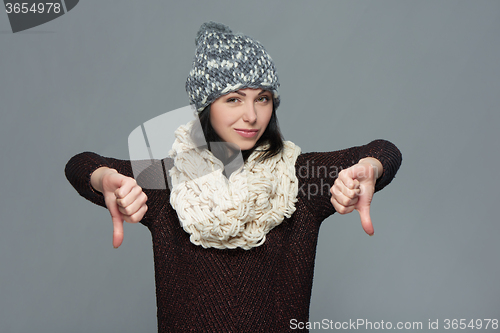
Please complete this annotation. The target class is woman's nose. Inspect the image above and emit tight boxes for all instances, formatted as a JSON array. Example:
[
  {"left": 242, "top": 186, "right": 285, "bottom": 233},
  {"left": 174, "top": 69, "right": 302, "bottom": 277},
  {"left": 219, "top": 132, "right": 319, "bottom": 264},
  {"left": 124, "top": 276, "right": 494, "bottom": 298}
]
[{"left": 242, "top": 103, "right": 257, "bottom": 123}]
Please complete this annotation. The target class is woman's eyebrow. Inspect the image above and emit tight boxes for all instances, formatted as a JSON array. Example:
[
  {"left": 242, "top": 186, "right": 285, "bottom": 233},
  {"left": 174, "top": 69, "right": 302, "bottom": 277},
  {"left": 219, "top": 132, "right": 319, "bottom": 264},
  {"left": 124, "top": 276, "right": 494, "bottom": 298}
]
[{"left": 233, "top": 90, "right": 270, "bottom": 97}]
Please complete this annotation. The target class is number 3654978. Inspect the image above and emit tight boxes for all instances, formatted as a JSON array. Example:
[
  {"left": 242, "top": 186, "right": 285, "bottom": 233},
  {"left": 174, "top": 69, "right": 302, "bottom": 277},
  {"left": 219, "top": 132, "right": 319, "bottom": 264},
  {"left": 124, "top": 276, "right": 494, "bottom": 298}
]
[
  {"left": 443, "top": 319, "right": 498, "bottom": 330},
  {"left": 5, "top": 3, "right": 62, "bottom": 14}
]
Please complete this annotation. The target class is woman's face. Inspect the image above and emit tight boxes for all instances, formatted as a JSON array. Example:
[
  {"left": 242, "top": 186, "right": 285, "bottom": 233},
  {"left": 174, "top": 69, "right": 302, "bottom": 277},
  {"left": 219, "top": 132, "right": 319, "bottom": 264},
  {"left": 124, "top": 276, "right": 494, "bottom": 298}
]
[{"left": 210, "top": 88, "right": 273, "bottom": 151}]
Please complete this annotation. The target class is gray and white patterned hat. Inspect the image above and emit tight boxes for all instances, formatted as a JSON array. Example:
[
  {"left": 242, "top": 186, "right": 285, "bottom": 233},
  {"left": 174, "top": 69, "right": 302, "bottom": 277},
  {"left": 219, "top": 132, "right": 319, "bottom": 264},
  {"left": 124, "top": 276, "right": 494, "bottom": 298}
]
[{"left": 186, "top": 22, "right": 280, "bottom": 112}]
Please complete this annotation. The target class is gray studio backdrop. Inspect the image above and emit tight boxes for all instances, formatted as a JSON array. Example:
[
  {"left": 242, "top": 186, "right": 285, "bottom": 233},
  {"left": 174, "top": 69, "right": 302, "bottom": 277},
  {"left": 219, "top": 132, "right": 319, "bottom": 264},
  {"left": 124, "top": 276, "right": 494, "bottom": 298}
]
[{"left": 1, "top": 1, "right": 499, "bottom": 332}]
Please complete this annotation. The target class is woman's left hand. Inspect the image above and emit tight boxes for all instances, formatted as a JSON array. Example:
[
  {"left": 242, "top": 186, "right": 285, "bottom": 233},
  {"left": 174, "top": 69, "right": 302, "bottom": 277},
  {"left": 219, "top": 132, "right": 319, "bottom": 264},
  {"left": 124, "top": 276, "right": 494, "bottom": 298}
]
[{"left": 330, "top": 158, "right": 382, "bottom": 236}]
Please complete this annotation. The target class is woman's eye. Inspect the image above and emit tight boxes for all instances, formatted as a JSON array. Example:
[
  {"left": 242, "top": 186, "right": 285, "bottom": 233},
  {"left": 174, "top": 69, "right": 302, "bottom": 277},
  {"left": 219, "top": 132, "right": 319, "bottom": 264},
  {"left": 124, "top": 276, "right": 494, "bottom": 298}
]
[
  {"left": 226, "top": 98, "right": 238, "bottom": 103},
  {"left": 258, "top": 96, "right": 270, "bottom": 102}
]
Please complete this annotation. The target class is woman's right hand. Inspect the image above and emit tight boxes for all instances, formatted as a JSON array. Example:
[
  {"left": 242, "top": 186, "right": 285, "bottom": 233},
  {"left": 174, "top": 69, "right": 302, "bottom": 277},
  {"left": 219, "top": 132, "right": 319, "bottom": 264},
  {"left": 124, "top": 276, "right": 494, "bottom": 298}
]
[{"left": 90, "top": 167, "right": 148, "bottom": 248}]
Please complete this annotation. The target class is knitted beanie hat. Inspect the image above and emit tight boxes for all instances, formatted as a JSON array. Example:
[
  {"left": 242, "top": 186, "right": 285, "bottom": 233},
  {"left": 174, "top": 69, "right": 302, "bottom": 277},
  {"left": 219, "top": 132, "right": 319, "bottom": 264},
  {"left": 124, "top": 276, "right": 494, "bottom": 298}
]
[{"left": 186, "top": 22, "right": 280, "bottom": 112}]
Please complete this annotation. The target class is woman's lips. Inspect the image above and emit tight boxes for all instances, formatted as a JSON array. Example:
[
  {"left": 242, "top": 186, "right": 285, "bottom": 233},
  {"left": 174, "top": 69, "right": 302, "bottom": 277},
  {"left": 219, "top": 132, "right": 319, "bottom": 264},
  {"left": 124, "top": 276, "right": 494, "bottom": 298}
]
[{"left": 234, "top": 129, "right": 258, "bottom": 138}]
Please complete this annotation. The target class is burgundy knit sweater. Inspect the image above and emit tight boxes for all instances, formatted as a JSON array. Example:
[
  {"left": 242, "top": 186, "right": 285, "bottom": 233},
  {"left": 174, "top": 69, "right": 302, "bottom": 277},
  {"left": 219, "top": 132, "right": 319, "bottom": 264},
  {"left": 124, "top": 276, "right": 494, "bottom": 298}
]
[{"left": 65, "top": 139, "right": 402, "bottom": 332}]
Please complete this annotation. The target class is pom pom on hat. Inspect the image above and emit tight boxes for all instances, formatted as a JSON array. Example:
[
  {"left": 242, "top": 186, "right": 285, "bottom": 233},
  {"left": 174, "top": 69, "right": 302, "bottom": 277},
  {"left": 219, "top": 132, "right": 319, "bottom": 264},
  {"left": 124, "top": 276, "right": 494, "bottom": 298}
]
[
  {"left": 186, "top": 21, "right": 281, "bottom": 112},
  {"left": 195, "top": 21, "right": 232, "bottom": 45}
]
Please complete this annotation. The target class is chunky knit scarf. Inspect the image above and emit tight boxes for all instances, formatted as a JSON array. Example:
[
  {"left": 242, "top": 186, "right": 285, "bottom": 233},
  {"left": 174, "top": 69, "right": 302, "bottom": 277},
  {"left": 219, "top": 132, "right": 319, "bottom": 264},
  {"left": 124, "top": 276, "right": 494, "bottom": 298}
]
[{"left": 168, "top": 120, "right": 301, "bottom": 250}]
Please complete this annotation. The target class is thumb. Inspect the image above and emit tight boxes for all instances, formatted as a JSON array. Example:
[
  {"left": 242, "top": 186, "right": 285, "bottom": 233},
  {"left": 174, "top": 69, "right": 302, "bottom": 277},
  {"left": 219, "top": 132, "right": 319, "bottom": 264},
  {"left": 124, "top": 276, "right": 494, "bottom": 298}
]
[
  {"left": 104, "top": 192, "right": 125, "bottom": 248},
  {"left": 112, "top": 215, "right": 124, "bottom": 248},
  {"left": 353, "top": 169, "right": 376, "bottom": 236},
  {"left": 356, "top": 204, "right": 374, "bottom": 236}
]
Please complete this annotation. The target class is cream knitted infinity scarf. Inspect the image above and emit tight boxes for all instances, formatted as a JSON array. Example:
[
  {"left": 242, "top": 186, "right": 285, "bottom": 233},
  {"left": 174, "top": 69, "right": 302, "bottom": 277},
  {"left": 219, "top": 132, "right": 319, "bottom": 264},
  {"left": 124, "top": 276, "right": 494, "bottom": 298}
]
[{"left": 168, "top": 120, "right": 301, "bottom": 250}]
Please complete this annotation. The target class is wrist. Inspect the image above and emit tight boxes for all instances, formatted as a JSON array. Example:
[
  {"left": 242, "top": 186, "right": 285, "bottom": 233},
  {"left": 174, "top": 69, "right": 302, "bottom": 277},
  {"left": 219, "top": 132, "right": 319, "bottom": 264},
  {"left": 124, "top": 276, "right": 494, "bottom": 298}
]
[
  {"left": 358, "top": 157, "right": 383, "bottom": 180},
  {"left": 90, "top": 167, "right": 117, "bottom": 193}
]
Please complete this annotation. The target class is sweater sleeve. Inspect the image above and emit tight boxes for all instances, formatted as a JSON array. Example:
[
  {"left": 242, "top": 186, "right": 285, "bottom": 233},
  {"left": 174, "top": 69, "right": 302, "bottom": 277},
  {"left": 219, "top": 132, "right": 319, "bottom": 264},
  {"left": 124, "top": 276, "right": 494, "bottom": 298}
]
[
  {"left": 295, "top": 139, "right": 402, "bottom": 222},
  {"left": 64, "top": 152, "right": 170, "bottom": 228}
]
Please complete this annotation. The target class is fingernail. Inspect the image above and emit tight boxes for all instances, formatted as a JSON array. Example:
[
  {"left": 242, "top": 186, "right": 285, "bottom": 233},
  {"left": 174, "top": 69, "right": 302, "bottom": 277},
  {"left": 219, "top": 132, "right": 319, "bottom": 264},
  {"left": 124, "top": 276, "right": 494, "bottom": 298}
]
[{"left": 369, "top": 233, "right": 374, "bottom": 237}]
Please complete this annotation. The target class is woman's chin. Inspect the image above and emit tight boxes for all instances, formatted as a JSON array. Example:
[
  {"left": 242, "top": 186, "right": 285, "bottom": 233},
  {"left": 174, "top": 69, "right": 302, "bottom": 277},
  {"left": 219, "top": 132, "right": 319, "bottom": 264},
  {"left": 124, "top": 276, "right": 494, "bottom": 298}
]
[{"left": 235, "top": 141, "right": 257, "bottom": 151}]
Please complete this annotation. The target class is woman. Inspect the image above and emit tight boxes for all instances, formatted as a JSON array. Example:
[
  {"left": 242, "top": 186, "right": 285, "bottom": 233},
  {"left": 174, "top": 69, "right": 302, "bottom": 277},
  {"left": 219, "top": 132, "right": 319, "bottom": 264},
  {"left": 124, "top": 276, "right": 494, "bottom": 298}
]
[{"left": 65, "top": 22, "right": 402, "bottom": 332}]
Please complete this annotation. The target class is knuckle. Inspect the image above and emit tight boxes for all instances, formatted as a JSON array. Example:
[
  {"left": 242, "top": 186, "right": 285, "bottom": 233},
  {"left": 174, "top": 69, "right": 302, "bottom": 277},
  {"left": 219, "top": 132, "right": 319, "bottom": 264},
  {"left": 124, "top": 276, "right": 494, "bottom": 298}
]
[
  {"left": 331, "top": 184, "right": 342, "bottom": 195},
  {"left": 330, "top": 187, "right": 336, "bottom": 196},
  {"left": 336, "top": 195, "right": 346, "bottom": 206},
  {"left": 132, "top": 210, "right": 145, "bottom": 223},
  {"left": 122, "top": 206, "right": 132, "bottom": 216}
]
